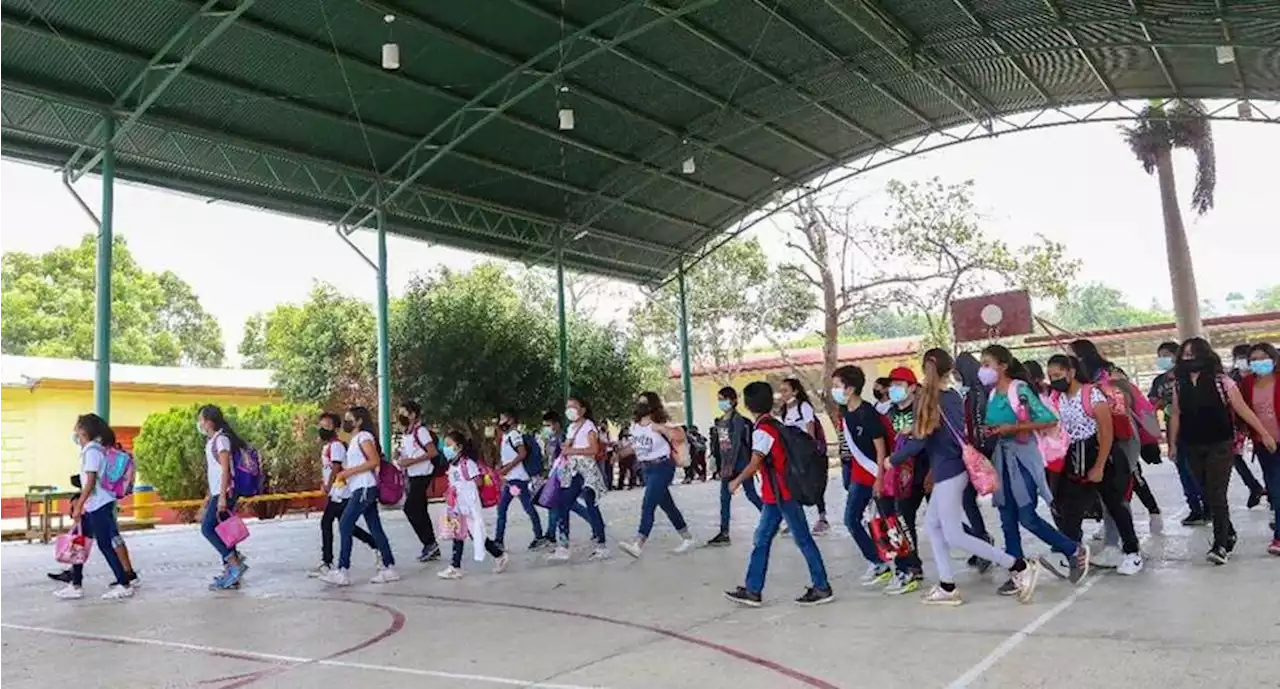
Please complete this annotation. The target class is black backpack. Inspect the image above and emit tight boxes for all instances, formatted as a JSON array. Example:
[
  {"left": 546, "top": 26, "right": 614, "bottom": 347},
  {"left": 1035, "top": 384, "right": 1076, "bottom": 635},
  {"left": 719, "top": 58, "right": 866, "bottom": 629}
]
[{"left": 759, "top": 418, "right": 827, "bottom": 507}]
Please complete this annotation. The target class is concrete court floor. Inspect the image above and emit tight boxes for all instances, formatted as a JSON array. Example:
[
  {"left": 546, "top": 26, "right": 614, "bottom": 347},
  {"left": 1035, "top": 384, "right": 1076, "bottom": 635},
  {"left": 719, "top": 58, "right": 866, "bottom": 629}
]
[{"left": 2, "top": 461, "right": 1277, "bottom": 689}]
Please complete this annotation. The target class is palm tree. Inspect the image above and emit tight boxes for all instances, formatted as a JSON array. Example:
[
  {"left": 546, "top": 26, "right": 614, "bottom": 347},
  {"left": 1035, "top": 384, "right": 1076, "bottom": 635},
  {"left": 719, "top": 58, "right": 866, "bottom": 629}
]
[{"left": 1120, "top": 99, "right": 1216, "bottom": 340}]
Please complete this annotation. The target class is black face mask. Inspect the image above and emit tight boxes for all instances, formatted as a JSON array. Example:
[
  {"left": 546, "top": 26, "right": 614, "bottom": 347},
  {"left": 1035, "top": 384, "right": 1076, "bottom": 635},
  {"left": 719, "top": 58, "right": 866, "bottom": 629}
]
[
  {"left": 397, "top": 415, "right": 411, "bottom": 428},
  {"left": 341, "top": 420, "right": 355, "bottom": 433},
  {"left": 1184, "top": 359, "right": 1206, "bottom": 372},
  {"left": 318, "top": 427, "right": 336, "bottom": 441},
  {"left": 1049, "top": 378, "right": 1070, "bottom": 393}
]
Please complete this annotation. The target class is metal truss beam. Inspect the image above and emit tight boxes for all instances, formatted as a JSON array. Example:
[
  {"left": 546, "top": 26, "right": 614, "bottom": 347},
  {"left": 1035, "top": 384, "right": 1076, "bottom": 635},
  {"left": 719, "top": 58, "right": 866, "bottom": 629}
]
[
  {"left": 948, "top": 0, "right": 1055, "bottom": 105},
  {"left": 340, "top": 0, "right": 726, "bottom": 233},
  {"left": 1128, "top": 0, "right": 1179, "bottom": 94},
  {"left": 0, "top": 83, "right": 679, "bottom": 280},
  {"left": 654, "top": 1, "right": 898, "bottom": 150},
  {"left": 917, "top": 39, "right": 1277, "bottom": 76},
  {"left": 1039, "top": 0, "right": 1117, "bottom": 99},
  {"left": 504, "top": 0, "right": 835, "bottom": 165},
  {"left": 361, "top": 0, "right": 793, "bottom": 184},
  {"left": 651, "top": 98, "right": 1279, "bottom": 285},
  {"left": 1214, "top": 0, "right": 1249, "bottom": 98},
  {"left": 2, "top": 13, "right": 715, "bottom": 236},
  {"left": 64, "top": 0, "right": 257, "bottom": 182}
]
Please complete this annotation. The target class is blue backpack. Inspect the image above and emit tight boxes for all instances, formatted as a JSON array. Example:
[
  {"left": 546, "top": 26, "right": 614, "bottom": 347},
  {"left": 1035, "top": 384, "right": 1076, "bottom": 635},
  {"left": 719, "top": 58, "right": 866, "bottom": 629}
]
[
  {"left": 519, "top": 433, "right": 544, "bottom": 476},
  {"left": 232, "top": 446, "right": 264, "bottom": 497}
]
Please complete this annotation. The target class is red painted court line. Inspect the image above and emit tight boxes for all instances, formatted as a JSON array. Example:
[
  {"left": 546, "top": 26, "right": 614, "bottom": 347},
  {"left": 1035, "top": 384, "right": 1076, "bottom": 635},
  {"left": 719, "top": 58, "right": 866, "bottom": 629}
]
[{"left": 374, "top": 592, "right": 841, "bottom": 689}]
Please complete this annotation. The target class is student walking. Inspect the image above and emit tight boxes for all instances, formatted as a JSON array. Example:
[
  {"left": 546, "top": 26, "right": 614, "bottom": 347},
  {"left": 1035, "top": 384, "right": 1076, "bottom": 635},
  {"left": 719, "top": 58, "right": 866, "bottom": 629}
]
[
  {"left": 724, "top": 381, "right": 833, "bottom": 607},
  {"left": 437, "top": 431, "right": 509, "bottom": 579},
  {"left": 397, "top": 401, "right": 442, "bottom": 562},
  {"left": 320, "top": 406, "right": 398, "bottom": 586},
  {"left": 311, "top": 412, "right": 379, "bottom": 578},
  {"left": 495, "top": 409, "right": 549, "bottom": 551},
  {"left": 707, "top": 387, "right": 762, "bottom": 546},
  {"left": 196, "top": 405, "right": 249, "bottom": 590},
  {"left": 1240, "top": 343, "right": 1280, "bottom": 555},
  {"left": 779, "top": 378, "right": 830, "bottom": 535},
  {"left": 618, "top": 392, "right": 695, "bottom": 558},
  {"left": 53, "top": 414, "right": 136, "bottom": 600},
  {"left": 830, "top": 366, "right": 891, "bottom": 586},
  {"left": 549, "top": 396, "right": 610, "bottom": 561}
]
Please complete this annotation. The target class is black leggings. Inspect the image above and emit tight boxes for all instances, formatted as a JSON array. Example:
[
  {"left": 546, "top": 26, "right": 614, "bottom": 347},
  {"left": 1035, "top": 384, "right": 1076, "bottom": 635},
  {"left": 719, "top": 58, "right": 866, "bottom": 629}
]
[
  {"left": 1055, "top": 439, "right": 1140, "bottom": 554},
  {"left": 321, "top": 498, "right": 375, "bottom": 566},
  {"left": 451, "top": 538, "right": 504, "bottom": 568},
  {"left": 404, "top": 475, "right": 438, "bottom": 548}
]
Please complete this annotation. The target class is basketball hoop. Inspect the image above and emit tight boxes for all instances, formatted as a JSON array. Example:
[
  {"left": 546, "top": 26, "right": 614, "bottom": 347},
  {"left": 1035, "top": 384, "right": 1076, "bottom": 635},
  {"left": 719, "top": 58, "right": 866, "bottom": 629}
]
[{"left": 951, "top": 290, "right": 1033, "bottom": 344}]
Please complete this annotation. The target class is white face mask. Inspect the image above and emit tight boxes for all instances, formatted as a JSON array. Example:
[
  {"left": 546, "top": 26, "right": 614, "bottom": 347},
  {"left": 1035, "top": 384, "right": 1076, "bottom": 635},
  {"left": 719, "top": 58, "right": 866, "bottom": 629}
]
[
  {"left": 1235, "top": 358, "right": 1250, "bottom": 372},
  {"left": 874, "top": 401, "right": 893, "bottom": 415},
  {"left": 565, "top": 407, "right": 580, "bottom": 422}
]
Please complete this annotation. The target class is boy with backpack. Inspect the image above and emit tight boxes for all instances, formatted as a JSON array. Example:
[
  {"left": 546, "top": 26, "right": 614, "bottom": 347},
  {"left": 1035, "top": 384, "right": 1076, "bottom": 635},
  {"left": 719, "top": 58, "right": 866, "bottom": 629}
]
[
  {"left": 496, "top": 410, "right": 551, "bottom": 550},
  {"left": 724, "top": 381, "right": 833, "bottom": 608}
]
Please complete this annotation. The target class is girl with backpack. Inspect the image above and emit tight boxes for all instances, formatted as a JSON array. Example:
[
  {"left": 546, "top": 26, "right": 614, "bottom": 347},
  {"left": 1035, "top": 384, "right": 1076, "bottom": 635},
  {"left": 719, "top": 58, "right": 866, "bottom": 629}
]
[
  {"left": 779, "top": 379, "right": 830, "bottom": 536},
  {"left": 1241, "top": 343, "right": 1280, "bottom": 555},
  {"left": 396, "top": 401, "right": 442, "bottom": 562},
  {"left": 888, "top": 349, "right": 1041, "bottom": 606},
  {"left": 980, "top": 345, "right": 1090, "bottom": 587},
  {"left": 1168, "top": 339, "right": 1277, "bottom": 565},
  {"left": 197, "top": 405, "right": 250, "bottom": 590},
  {"left": 548, "top": 396, "right": 610, "bottom": 562},
  {"left": 437, "top": 430, "right": 509, "bottom": 579},
  {"left": 619, "top": 392, "right": 696, "bottom": 558},
  {"left": 320, "top": 406, "right": 398, "bottom": 586},
  {"left": 310, "top": 412, "right": 379, "bottom": 578},
  {"left": 54, "top": 414, "right": 136, "bottom": 600}
]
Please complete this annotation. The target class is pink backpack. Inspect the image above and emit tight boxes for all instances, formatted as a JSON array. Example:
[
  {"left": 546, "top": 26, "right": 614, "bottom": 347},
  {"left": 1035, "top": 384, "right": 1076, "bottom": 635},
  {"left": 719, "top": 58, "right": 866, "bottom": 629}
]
[
  {"left": 97, "top": 446, "right": 136, "bottom": 499},
  {"left": 999, "top": 382, "right": 1069, "bottom": 472},
  {"left": 377, "top": 459, "right": 405, "bottom": 505}
]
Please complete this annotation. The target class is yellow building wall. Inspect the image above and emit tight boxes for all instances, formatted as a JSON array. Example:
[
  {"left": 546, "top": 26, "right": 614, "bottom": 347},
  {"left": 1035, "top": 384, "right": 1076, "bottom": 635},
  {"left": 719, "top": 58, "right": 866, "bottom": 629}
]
[{"left": 0, "top": 385, "right": 279, "bottom": 498}]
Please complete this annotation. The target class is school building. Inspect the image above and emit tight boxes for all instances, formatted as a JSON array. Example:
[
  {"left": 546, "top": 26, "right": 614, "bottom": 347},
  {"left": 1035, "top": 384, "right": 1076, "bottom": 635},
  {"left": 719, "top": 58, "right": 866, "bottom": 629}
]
[{"left": 0, "top": 355, "right": 278, "bottom": 518}]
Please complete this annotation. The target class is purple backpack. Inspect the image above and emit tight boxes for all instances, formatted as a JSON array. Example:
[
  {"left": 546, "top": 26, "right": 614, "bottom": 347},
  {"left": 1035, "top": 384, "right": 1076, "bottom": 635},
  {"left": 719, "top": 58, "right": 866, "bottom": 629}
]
[
  {"left": 377, "top": 460, "right": 404, "bottom": 505},
  {"left": 98, "top": 447, "right": 136, "bottom": 499},
  {"left": 232, "top": 446, "right": 264, "bottom": 497}
]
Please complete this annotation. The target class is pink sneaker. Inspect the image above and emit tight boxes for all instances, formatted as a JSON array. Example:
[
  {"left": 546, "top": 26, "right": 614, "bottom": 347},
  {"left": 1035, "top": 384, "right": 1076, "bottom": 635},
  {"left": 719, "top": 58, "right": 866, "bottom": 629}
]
[{"left": 1268, "top": 540, "right": 1280, "bottom": 556}]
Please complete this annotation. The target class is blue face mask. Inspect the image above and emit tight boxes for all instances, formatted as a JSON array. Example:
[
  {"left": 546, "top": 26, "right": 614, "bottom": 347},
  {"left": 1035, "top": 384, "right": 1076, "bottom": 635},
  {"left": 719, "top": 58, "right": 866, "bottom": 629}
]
[
  {"left": 1250, "top": 359, "right": 1275, "bottom": 377},
  {"left": 1155, "top": 356, "right": 1174, "bottom": 372},
  {"left": 442, "top": 444, "right": 459, "bottom": 461},
  {"left": 888, "top": 385, "right": 909, "bottom": 404},
  {"left": 831, "top": 388, "right": 848, "bottom": 406},
  {"left": 717, "top": 399, "right": 733, "bottom": 413}
]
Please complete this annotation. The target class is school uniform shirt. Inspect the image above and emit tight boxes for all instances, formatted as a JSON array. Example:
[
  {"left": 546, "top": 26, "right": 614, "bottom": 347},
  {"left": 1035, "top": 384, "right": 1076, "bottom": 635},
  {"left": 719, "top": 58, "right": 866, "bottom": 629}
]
[
  {"left": 445, "top": 457, "right": 489, "bottom": 556},
  {"left": 323, "top": 439, "right": 351, "bottom": 501},
  {"left": 205, "top": 432, "right": 233, "bottom": 497},
  {"left": 781, "top": 400, "right": 817, "bottom": 434},
  {"left": 400, "top": 425, "right": 436, "bottom": 478},
  {"left": 499, "top": 429, "right": 530, "bottom": 482},
  {"left": 628, "top": 421, "right": 672, "bottom": 465},
  {"left": 80, "top": 441, "right": 118, "bottom": 513},
  {"left": 841, "top": 401, "right": 885, "bottom": 486},
  {"left": 344, "top": 430, "right": 379, "bottom": 491},
  {"left": 752, "top": 415, "right": 791, "bottom": 504}
]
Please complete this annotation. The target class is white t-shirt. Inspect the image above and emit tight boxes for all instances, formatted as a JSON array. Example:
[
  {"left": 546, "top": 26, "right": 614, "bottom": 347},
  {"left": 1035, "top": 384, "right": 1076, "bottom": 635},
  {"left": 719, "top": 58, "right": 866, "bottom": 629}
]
[
  {"left": 500, "top": 429, "right": 530, "bottom": 482},
  {"left": 322, "top": 440, "right": 350, "bottom": 501},
  {"left": 782, "top": 400, "right": 817, "bottom": 434},
  {"left": 751, "top": 428, "right": 775, "bottom": 456},
  {"left": 400, "top": 425, "right": 437, "bottom": 478},
  {"left": 629, "top": 421, "right": 672, "bottom": 463},
  {"left": 344, "top": 430, "right": 379, "bottom": 491},
  {"left": 205, "top": 432, "right": 232, "bottom": 497},
  {"left": 80, "top": 441, "right": 118, "bottom": 513},
  {"left": 568, "top": 419, "right": 599, "bottom": 451}
]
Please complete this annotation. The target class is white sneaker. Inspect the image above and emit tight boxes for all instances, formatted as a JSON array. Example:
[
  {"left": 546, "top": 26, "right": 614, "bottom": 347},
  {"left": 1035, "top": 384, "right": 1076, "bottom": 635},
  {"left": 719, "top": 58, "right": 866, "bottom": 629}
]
[
  {"left": 436, "top": 566, "right": 463, "bottom": 580},
  {"left": 320, "top": 568, "right": 352, "bottom": 586},
  {"left": 672, "top": 538, "right": 696, "bottom": 554},
  {"left": 619, "top": 541, "right": 643, "bottom": 559},
  {"left": 1011, "top": 561, "right": 1041, "bottom": 604},
  {"left": 547, "top": 546, "right": 571, "bottom": 562},
  {"left": 1149, "top": 514, "right": 1164, "bottom": 535},
  {"left": 1116, "top": 552, "right": 1144, "bottom": 576},
  {"left": 53, "top": 585, "right": 83, "bottom": 600},
  {"left": 588, "top": 546, "right": 611, "bottom": 561},
  {"left": 308, "top": 563, "right": 330, "bottom": 579},
  {"left": 101, "top": 584, "right": 134, "bottom": 600},
  {"left": 860, "top": 563, "right": 892, "bottom": 587},
  {"left": 492, "top": 553, "right": 510, "bottom": 574},
  {"left": 370, "top": 567, "right": 400, "bottom": 584},
  {"left": 1091, "top": 546, "right": 1122, "bottom": 569},
  {"left": 921, "top": 585, "right": 963, "bottom": 606}
]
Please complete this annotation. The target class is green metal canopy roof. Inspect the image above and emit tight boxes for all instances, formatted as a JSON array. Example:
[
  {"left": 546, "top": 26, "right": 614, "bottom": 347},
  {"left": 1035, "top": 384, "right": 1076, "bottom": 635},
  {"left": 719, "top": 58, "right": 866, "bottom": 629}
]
[{"left": 3, "top": 0, "right": 1278, "bottom": 282}]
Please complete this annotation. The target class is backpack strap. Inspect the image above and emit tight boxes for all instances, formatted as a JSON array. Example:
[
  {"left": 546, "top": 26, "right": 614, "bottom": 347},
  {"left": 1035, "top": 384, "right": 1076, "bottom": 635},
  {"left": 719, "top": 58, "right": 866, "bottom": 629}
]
[{"left": 1080, "top": 384, "right": 1098, "bottom": 418}]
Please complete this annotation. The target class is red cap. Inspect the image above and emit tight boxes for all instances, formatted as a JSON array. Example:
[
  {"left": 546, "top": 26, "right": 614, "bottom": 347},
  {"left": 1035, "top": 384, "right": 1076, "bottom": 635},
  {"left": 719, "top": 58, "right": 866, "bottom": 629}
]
[{"left": 888, "top": 367, "right": 918, "bottom": 385}]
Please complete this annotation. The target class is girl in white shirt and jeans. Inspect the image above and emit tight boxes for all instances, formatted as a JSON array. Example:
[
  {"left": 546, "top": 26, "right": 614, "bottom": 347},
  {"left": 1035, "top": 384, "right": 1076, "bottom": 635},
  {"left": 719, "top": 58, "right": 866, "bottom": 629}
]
[
  {"left": 197, "top": 405, "right": 249, "bottom": 590},
  {"left": 320, "top": 406, "right": 399, "bottom": 586},
  {"left": 619, "top": 392, "right": 695, "bottom": 558}
]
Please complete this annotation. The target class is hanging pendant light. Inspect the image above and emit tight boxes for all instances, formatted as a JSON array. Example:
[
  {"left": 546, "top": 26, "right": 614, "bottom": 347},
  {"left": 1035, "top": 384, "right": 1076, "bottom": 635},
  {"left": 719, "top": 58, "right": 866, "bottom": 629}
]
[
  {"left": 1237, "top": 100, "right": 1253, "bottom": 119},
  {"left": 558, "top": 108, "right": 575, "bottom": 131},
  {"left": 1216, "top": 45, "right": 1235, "bottom": 64},
  {"left": 382, "top": 14, "right": 400, "bottom": 70},
  {"left": 681, "top": 157, "right": 696, "bottom": 174}
]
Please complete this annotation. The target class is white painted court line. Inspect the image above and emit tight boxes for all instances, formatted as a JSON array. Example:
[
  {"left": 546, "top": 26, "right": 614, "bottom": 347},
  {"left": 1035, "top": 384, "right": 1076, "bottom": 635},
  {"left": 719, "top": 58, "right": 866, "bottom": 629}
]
[
  {"left": 1, "top": 623, "right": 605, "bottom": 689},
  {"left": 942, "top": 506, "right": 1186, "bottom": 689}
]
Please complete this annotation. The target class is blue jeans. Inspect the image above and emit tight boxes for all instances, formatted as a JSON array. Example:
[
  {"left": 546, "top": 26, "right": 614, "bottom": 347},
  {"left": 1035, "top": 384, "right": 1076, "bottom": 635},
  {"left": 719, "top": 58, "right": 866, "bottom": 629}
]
[
  {"left": 745, "top": 500, "right": 830, "bottom": 594},
  {"left": 843, "top": 480, "right": 880, "bottom": 564},
  {"left": 496, "top": 478, "right": 544, "bottom": 544},
  {"left": 339, "top": 487, "right": 395, "bottom": 569},
  {"left": 638, "top": 461, "right": 687, "bottom": 538},
  {"left": 73, "top": 502, "right": 129, "bottom": 587},
  {"left": 998, "top": 461, "right": 1077, "bottom": 559},
  {"left": 719, "top": 464, "right": 762, "bottom": 533},
  {"left": 1176, "top": 441, "right": 1205, "bottom": 513},
  {"left": 1257, "top": 448, "right": 1280, "bottom": 541},
  {"left": 201, "top": 495, "right": 240, "bottom": 562},
  {"left": 556, "top": 473, "right": 606, "bottom": 545}
]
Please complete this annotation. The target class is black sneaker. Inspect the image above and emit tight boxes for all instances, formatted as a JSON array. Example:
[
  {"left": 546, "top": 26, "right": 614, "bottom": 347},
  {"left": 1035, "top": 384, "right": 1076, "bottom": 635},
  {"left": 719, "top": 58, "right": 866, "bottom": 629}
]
[
  {"left": 706, "top": 532, "right": 731, "bottom": 547},
  {"left": 795, "top": 586, "right": 834, "bottom": 607},
  {"left": 1068, "top": 545, "right": 1091, "bottom": 585},
  {"left": 1181, "top": 511, "right": 1208, "bottom": 527},
  {"left": 418, "top": 543, "right": 441, "bottom": 562},
  {"left": 1206, "top": 546, "right": 1229, "bottom": 565},
  {"left": 1247, "top": 489, "right": 1264, "bottom": 509},
  {"left": 996, "top": 578, "right": 1019, "bottom": 596},
  {"left": 1038, "top": 553, "right": 1069, "bottom": 581},
  {"left": 723, "top": 587, "right": 763, "bottom": 607},
  {"left": 47, "top": 569, "right": 73, "bottom": 583}
]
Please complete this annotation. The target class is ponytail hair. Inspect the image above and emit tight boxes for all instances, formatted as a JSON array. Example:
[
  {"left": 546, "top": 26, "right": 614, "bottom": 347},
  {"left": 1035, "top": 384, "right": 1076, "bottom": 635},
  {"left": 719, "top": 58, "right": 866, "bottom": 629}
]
[{"left": 913, "top": 348, "right": 954, "bottom": 438}]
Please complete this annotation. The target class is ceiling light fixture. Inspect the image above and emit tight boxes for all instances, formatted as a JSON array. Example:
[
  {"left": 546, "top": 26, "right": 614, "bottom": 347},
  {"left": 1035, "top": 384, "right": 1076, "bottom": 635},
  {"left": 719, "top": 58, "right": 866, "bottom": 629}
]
[
  {"left": 558, "top": 108, "right": 575, "bottom": 130},
  {"left": 381, "top": 15, "right": 400, "bottom": 70},
  {"left": 1216, "top": 45, "right": 1235, "bottom": 64}
]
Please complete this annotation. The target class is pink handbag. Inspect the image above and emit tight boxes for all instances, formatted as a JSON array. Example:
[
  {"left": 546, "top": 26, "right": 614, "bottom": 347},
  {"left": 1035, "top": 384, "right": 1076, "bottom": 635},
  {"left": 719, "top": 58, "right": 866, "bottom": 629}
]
[
  {"left": 54, "top": 524, "right": 92, "bottom": 565},
  {"left": 942, "top": 415, "right": 1000, "bottom": 496},
  {"left": 214, "top": 510, "right": 250, "bottom": 549}
]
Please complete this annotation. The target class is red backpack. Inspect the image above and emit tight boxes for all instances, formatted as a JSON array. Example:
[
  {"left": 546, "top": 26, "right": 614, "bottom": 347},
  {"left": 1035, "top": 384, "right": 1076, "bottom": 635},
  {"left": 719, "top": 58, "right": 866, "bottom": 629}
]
[
  {"left": 1082, "top": 381, "right": 1135, "bottom": 441},
  {"left": 461, "top": 459, "right": 503, "bottom": 508}
]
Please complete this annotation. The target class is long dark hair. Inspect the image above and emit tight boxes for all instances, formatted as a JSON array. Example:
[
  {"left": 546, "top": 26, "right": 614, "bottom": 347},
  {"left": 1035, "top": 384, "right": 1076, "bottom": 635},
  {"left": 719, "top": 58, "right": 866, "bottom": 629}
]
[
  {"left": 75, "top": 413, "right": 116, "bottom": 448},
  {"left": 347, "top": 405, "right": 382, "bottom": 456},
  {"left": 1048, "top": 354, "right": 1089, "bottom": 385},
  {"left": 636, "top": 391, "right": 669, "bottom": 423},
  {"left": 781, "top": 378, "right": 811, "bottom": 407},
  {"left": 567, "top": 395, "right": 595, "bottom": 422},
  {"left": 981, "top": 344, "right": 1031, "bottom": 384},
  {"left": 1069, "top": 339, "right": 1112, "bottom": 382},
  {"left": 1024, "top": 360, "right": 1047, "bottom": 393},
  {"left": 1177, "top": 337, "right": 1224, "bottom": 377},
  {"left": 198, "top": 405, "right": 247, "bottom": 452},
  {"left": 444, "top": 429, "right": 476, "bottom": 461}
]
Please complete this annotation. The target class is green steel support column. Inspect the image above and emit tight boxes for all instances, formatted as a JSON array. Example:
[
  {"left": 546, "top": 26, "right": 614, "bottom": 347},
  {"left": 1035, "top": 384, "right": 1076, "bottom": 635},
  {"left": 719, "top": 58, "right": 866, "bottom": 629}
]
[
  {"left": 94, "top": 116, "right": 116, "bottom": 421},
  {"left": 375, "top": 208, "right": 392, "bottom": 454},
  {"left": 677, "top": 263, "right": 694, "bottom": 429},
  {"left": 556, "top": 242, "right": 570, "bottom": 404}
]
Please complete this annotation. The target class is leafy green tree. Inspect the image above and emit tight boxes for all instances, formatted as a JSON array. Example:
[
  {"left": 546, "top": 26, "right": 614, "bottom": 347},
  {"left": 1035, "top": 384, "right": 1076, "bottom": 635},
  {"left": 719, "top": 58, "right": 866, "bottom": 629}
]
[
  {"left": 1048, "top": 283, "right": 1171, "bottom": 331},
  {"left": 1, "top": 234, "right": 224, "bottom": 366},
  {"left": 1247, "top": 285, "right": 1280, "bottom": 314},
  {"left": 238, "top": 283, "right": 376, "bottom": 408},
  {"left": 631, "top": 237, "right": 814, "bottom": 385}
]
